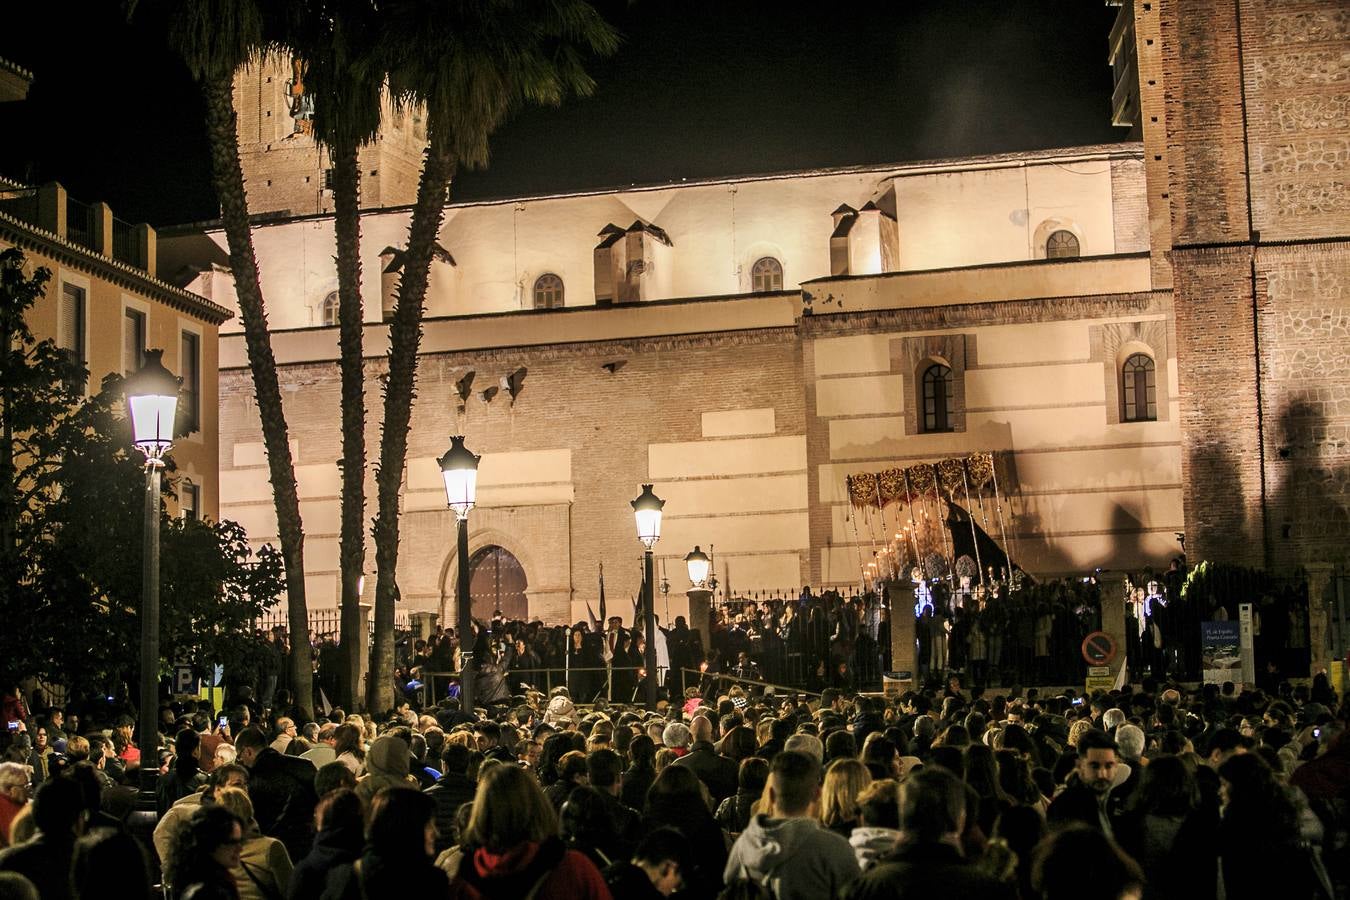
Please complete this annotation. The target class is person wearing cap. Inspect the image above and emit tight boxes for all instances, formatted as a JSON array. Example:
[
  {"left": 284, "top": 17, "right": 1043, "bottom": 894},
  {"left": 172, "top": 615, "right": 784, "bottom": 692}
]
[{"left": 545, "top": 694, "right": 577, "bottom": 730}]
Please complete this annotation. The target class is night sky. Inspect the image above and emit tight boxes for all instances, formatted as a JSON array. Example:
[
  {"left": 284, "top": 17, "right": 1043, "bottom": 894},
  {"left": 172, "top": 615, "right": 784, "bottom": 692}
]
[{"left": 0, "top": 1, "right": 1124, "bottom": 227}]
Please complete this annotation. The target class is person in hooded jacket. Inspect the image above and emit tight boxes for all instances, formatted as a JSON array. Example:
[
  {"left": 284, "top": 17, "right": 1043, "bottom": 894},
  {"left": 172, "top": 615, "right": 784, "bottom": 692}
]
[
  {"left": 724, "top": 750, "right": 859, "bottom": 900},
  {"left": 320, "top": 787, "right": 450, "bottom": 900},
  {"left": 849, "top": 779, "right": 902, "bottom": 872},
  {"left": 442, "top": 763, "right": 610, "bottom": 900},
  {"left": 354, "top": 735, "right": 418, "bottom": 808},
  {"left": 288, "top": 789, "right": 364, "bottom": 900}
]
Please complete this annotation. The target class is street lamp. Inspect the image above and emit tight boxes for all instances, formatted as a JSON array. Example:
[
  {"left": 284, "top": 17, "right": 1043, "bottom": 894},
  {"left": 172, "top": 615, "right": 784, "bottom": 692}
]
[
  {"left": 684, "top": 545, "right": 711, "bottom": 589},
  {"left": 631, "top": 484, "right": 664, "bottom": 710},
  {"left": 124, "top": 349, "right": 178, "bottom": 774},
  {"left": 439, "top": 435, "right": 479, "bottom": 711}
]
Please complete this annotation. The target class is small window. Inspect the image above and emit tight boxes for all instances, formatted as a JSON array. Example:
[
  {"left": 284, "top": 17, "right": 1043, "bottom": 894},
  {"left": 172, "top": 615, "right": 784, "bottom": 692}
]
[
  {"left": 1046, "top": 230, "right": 1080, "bottom": 259},
  {"left": 180, "top": 331, "right": 201, "bottom": 433},
  {"left": 321, "top": 291, "right": 339, "bottom": 326},
  {"left": 180, "top": 480, "right": 200, "bottom": 521},
  {"left": 922, "top": 364, "right": 955, "bottom": 433},
  {"left": 533, "top": 273, "right": 564, "bottom": 310},
  {"left": 1122, "top": 353, "right": 1157, "bottom": 422},
  {"left": 123, "top": 308, "right": 146, "bottom": 376},
  {"left": 59, "top": 284, "right": 87, "bottom": 389},
  {"left": 751, "top": 257, "right": 783, "bottom": 292}
]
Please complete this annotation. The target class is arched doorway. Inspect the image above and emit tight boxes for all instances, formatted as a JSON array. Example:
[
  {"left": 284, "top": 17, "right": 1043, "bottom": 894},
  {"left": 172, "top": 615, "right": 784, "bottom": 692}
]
[{"left": 468, "top": 545, "right": 528, "bottom": 621}]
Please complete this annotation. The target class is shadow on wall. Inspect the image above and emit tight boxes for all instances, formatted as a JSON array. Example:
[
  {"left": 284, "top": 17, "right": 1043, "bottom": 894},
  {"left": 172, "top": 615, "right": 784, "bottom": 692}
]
[
  {"left": 1185, "top": 439, "right": 1256, "bottom": 565},
  {"left": 1269, "top": 397, "right": 1350, "bottom": 568},
  {"left": 1108, "top": 501, "right": 1148, "bottom": 570}
]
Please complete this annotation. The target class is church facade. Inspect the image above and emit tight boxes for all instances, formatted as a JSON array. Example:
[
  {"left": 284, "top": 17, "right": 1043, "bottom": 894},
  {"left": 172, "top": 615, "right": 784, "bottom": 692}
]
[{"left": 159, "top": 0, "right": 1348, "bottom": 642}]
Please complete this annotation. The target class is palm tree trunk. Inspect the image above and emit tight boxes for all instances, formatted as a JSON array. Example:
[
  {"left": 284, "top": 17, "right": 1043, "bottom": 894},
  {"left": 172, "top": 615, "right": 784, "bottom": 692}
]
[
  {"left": 332, "top": 138, "right": 367, "bottom": 711},
  {"left": 367, "top": 125, "right": 456, "bottom": 714},
  {"left": 202, "top": 73, "right": 314, "bottom": 718}
]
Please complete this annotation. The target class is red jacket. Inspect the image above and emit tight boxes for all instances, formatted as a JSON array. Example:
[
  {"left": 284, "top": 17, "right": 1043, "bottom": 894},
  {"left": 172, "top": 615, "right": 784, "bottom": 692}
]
[{"left": 448, "top": 837, "right": 612, "bottom": 900}]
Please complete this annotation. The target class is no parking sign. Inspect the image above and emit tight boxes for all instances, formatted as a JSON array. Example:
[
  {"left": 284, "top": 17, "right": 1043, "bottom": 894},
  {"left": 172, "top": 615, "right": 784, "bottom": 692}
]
[{"left": 1081, "top": 631, "right": 1117, "bottom": 667}]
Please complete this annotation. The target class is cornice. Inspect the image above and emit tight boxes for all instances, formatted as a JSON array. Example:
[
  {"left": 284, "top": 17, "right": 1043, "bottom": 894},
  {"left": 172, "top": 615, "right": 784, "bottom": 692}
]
[
  {"left": 0, "top": 210, "right": 233, "bottom": 325},
  {"left": 797, "top": 290, "right": 1172, "bottom": 337}
]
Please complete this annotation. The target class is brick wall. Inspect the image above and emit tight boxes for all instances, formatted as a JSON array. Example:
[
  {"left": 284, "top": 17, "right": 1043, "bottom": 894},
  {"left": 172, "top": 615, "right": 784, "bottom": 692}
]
[
  {"left": 1111, "top": 157, "right": 1152, "bottom": 255},
  {"left": 220, "top": 327, "right": 807, "bottom": 618},
  {"left": 1170, "top": 244, "right": 1265, "bottom": 566},
  {"left": 1156, "top": 0, "right": 1348, "bottom": 570},
  {"left": 1160, "top": 0, "right": 1252, "bottom": 244},
  {"left": 1132, "top": 0, "right": 1173, "bottom": 289}
]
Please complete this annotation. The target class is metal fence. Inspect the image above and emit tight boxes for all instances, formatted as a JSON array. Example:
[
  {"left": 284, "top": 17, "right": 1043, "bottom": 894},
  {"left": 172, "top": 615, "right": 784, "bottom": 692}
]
[
  {"left": 254, "top": 607, "right": 409, "bottom": 640},
  {"left": 413, "top": 664, "right": 821, "bottom": 709},
  {"left": 112, "top": 217, "right": 143, "bottom": 268},
  {"left": 65, "top": 197, "right": 97, "bottom": 253}
]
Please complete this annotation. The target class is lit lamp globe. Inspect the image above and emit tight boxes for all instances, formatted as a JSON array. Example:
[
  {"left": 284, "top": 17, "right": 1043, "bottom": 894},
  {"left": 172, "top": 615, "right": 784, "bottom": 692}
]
[
  {"left": 684, "top": 545, "right": 711, "bottom": 588},
  {"left": 125, "top": 349, "right": 179, "bottom": 460},
  {"left": 438, "top": 435, "right": 480, "bottom": 520},
  {"left": 631, "top": 484, "right": 665, "bottom": 549}
]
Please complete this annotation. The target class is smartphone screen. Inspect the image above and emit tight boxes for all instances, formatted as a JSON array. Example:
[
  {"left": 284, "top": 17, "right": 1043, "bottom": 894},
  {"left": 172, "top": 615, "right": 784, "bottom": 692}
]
[{"left": 218, "top": 716, "right": 229, "bottom": 728}]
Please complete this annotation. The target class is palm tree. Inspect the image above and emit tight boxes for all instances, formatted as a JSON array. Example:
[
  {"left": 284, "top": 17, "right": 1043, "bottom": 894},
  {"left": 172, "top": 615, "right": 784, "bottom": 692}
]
[
  {"left": 137, "top": 0, "right": 316, "bottom": 716},
  {"left": 365, "top": 0, "right": 619, "bottom": 713},
  {"left": 294, "top": 0, "right": 386, "bottom": 710}
]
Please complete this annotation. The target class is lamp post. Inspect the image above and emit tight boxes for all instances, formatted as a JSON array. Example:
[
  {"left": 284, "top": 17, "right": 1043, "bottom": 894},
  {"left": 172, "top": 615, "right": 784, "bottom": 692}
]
[
  {"left": 439, "top": 436, "right": 479, "bottom": 712},
  {"left": 684, "top": 546, "right": 711, "bottom": 588},
  {"left": 631, "top": 484, "right": 665, "bottom": 711},
  {"left": 683, "top": 545, "right": 714, "bottom": 661},
  {"left": 124, "top": 349, "right": 178, "bottom": 773}
]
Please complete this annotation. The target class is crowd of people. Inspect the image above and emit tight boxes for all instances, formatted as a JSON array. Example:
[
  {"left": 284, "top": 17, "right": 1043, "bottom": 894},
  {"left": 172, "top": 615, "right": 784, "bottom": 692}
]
[{"left": 0, "top": 657, "right": 1345, "bottom": 899}]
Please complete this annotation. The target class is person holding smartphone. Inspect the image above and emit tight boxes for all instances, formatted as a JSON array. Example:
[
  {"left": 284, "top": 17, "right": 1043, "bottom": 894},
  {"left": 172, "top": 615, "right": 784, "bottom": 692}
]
[{"left": 198, "top": 711, "right": 233, "bottom": 775}]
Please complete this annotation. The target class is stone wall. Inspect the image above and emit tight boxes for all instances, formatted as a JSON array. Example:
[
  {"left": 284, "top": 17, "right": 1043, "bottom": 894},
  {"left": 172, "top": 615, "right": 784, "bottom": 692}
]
[
  {"left": 1259, "top": 243, "right": 1350, "bottom": 567},
  {"left": 1240, "top": 1, "right": 1349, "bottom": 241},
  {"left": 1154, "top": 0, "right": 1348, "bottom": 569}
]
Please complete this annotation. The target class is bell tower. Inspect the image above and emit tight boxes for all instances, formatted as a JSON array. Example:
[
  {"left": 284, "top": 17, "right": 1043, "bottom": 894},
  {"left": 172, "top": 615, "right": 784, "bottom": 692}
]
[{"left": 232, "top": 53, "right": 428, "bottom": 219}]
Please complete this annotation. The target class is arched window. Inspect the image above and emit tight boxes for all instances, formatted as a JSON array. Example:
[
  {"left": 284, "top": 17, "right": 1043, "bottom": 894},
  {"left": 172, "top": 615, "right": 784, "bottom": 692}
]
[
  {"left": 321, "top": 291, "right": 339, "bottom": 326},
  {"left": 533, "top": 273, "right": 564, "bottom": 309},
  {"left": 1122, "top": 353, "right": 1157, "bottom": 422},
  {"left": 921, "top": 364, "right": 955, "bottom": 433},
  {"left": 751, "top": 257, "right": 783, "bottom": 293},
  {"left": 1046, "top": 230, "right": 1080, "bottom": 259}
]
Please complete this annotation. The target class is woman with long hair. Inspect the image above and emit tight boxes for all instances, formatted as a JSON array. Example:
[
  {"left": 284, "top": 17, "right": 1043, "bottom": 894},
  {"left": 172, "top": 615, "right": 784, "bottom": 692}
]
[
  {"left": 1116, "top": 754, "right": 1217, "bottom": 900},
  {"left": 445, "top": 763, "right": 609, "bottom": 898},
  {"left": 158, "top": 729, "right": 208, "bottom": 818},
  {"left": 332, "top": 723, "right": 365, "bottom": 775},
  {"left": 168, "top": 805, "right": 244, "bottom": 900},
  {"left": 643, "top": 763, "right": 727, "bottom": 897},
  {"left": 716, "top": 726, "right": 758, "bottom": 764},
  {"left": 211, "top": 787, "right": 292, "bottom": 900},
  {"left": 819, "top": 758, "right": 871, "bottom": 838},
  {"left": 964, "top": 743, "right": 1012, "bottom": 837},
  {"left": 322, "top": 787, "right": 449, "bottom": 898},
  {"left": 289, "top": 789, "right": 364, "bottom": 900},
  {"left": 622, "top": 734, "right": 657, "bottom": 810},
  {"left": 859, "top": 734, "right": 900, "bottom": 782}
]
